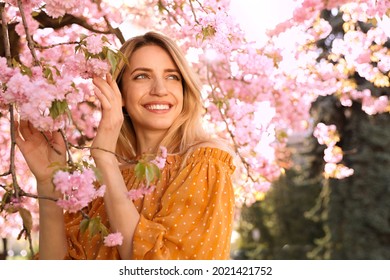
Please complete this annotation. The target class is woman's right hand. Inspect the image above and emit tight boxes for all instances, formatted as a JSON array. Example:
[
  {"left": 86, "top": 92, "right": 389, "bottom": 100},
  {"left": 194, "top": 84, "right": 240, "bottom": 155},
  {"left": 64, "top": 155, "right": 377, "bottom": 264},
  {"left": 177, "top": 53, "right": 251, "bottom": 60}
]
[
  {"left": 15, "top": 121, "right": 66, "bottom": 192},
  {"left": 90, "top": 74, "right": 124, "bottom": 163}
]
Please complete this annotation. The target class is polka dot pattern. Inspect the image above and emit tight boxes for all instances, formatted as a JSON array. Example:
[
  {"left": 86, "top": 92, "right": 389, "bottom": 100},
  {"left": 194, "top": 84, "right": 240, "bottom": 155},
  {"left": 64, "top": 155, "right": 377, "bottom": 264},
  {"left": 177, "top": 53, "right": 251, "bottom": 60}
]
[{"left": 63, "top": 147, "right": 235, "bottom": 260}]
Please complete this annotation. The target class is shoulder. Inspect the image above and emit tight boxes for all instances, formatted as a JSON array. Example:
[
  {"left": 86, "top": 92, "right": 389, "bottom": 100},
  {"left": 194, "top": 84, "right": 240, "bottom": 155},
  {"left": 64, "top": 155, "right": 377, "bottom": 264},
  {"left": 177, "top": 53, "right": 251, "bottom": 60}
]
[
  {"left": 185, "top": 142, "right": 236, "bottom": 173},
  {"left": 189, "top": 139, "right": 235, "bottom": 156}
]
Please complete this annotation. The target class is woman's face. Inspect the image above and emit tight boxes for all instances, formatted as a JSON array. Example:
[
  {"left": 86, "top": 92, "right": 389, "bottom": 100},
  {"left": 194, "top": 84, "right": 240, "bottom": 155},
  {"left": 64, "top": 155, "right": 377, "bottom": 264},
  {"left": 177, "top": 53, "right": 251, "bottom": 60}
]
[{"left": 121, "top": 45, "right": 184, "bottom": 136}]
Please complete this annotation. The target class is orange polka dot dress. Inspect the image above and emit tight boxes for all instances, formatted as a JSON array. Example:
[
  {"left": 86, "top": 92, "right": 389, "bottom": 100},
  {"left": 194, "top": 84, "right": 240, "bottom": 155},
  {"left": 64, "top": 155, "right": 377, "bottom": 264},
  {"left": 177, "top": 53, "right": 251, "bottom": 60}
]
[{"left": 63, "top": 147, "right": 236, "bottom": 260}]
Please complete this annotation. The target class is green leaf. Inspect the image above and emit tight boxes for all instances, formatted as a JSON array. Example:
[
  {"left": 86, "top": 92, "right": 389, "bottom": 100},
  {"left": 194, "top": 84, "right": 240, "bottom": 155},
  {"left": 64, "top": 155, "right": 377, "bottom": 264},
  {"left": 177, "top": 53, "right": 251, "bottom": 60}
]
[
  {"left": 79, "top": 34, "right": 88, "bottom": 42},
  {"left": 99, "top": 223, "right": 109, "bottom": 237},
  {"left": 145, "top": 163, "right": 158, "bottom": 185},
  {"left": 144, "top": 164, "right": 153, "bottom": 185},
  {"left": 49, "top": 100, "right": 68, "bottom": 119},
  {"left": 31, "top": 10, "right": 40, "bottom": 17},
  {"left": 202, "top": 25, "right": 216, "bottom": 40},
  {"left": 134, "top": 162, "right": 146, "bottom": 180},
  {"left": 101, "top": 36, "right": 110, "bottom": 44},
  {"left": 88, "top": 217, "right": 101, "bottom": 238},
  {"left": 43, "top": 66, "right": 54, "bottom": 82},
  {"left": 106, "top": 49, "right": 118, "bottom": 75},
  {"left": 75, "top": 44, "right": 82, "bottom": 54},
  {"left": 19, "top": 208, "right": 33, "bottom": 234},
  {"left": 79, "top": 218, "right": 89, "bottom": 234},
  {"left": 1, "top": 191, "right": 12, "bottom": 212},
  {"left": 14, "top": 61, "right": 32, "bottom": 77},
  {"left": 150, "top": 163, "right": 161, "bottom": 181},
  {"left": 53, "top": 65, "right": 61, "bottom": 76}
]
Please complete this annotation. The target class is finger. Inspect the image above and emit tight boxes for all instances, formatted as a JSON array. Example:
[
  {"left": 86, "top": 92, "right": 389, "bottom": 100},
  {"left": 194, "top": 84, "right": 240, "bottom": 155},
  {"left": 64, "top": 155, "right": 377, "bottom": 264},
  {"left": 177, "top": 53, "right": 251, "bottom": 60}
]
[
  {"left": 93, "top": 76, "right": 113, "bottom": 98},
  {"left": 93, "top": 76, "right": 115, "bottom": 104},
  {"left": 51, "top": 130, "right": 66, "bottom": 155},
  {"left": 52, "top": 130, "right": 66, "bottom": 148},
  {"left": 14, "top": 121, "right": 25, "bottom": 147},
  {"left": 95, "top": 74, "right": 122, "bottom": 103},
  {"left": 106, "top": 73, "right": 122, "bottom": 98},
  {"left": 18, "top": 120, "right": 33, "bottom": 140},
  {"left": 94, "top": 86, "right": 112, "bottom": 110},
  {"left": 14, "top": 121, "right": 34, "bottom": 154}
]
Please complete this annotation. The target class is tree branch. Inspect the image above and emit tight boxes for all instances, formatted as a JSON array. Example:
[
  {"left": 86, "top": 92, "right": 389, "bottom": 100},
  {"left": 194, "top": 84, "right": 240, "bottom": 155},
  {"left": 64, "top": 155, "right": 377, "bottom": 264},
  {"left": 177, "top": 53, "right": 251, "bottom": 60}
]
[
  {"left": 32, "top": 10, "right": 125, "bottom": 43},
  {"left": 1, "top": 2, "right": 22, "bottom": 198},
  {"left": 206, "top": 64, "right": 259, "bottom": 183},
  {"left": 0, "top": 1, "right": 11, "bottom": 64},
  {"left": 157, "top": 0, "right": 182, "bottom": 27},
  {"left": 59, "top": 129, "right": 74, "bottom": 166},
  {"left": 188, "top": 0, "right": 200, "bottom": 24},
  {"left": 69, "top": 143, "right": 137, "bottom": 165},
  {"left": 34, "top": 40, "right": 80, "bottom": 49},
  {"left": 93, "top": 0, "right": 126, "bottom": 44},
  {"left": 33, "top": 10, "right": 104, "bottom": 32},
  {"left": 0, "top": 170, "right": 11, "bottom": 177},
  {"left": 18, "top": 190, "right": 58, "bottom": 202},
  {"left": 17, "top": 0, "right": 40, "bottom": 66}
]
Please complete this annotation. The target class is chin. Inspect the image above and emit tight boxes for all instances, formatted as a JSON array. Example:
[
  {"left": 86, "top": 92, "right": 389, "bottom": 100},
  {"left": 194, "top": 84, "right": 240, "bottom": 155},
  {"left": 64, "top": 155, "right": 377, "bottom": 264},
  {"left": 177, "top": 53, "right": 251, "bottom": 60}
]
[{"left": 147, "top": 123, "right": 173, "bottom": 131}]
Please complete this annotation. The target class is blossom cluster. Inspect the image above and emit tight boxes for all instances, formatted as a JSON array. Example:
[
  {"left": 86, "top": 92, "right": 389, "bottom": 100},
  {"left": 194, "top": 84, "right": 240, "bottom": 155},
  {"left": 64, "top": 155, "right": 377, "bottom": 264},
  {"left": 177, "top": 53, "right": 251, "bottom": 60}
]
[
  {"left": 127, "top": 146, "right": 168, "bottom": 201},
  {"left": 0, "top": 117, "right": 39, "bottom": 238},
  {"left": 53, "top": 168, "right": 106, "bottom": 213},
  {"left": 103, "top": 232, "right": 123, "bottom": 247},
  {"left": 150, "top": 146, "right": 168, "bottom": 169},
  {"left": 314, "top": 123, "right": 354, "bottom": 179},
  {"left": 126, "top": 184, "right": 156, "bottom": 201}
]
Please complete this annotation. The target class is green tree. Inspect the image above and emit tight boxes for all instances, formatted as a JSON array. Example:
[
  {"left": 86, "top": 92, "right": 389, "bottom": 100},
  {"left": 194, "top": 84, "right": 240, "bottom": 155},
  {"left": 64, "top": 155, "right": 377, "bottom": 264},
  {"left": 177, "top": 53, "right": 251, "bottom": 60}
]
[
  {"left": 234, "top": 158, "right": 324, "bottom": 260},
  {"left": 236, "top": 8, "right": 390, "bottom": 260},
  {"left": 307, "top": 8, "right": 390, "bottom": 259}
]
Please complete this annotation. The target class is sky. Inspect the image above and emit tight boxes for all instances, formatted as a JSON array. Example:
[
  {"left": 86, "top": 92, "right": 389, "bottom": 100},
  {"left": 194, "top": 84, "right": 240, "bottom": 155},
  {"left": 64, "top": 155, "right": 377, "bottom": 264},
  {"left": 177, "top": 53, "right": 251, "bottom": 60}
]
[
  {"left": 229, "top": 0, "right": 297, "bottom": 43},
  {"left": 117, "top": 0, "right": 298, "bottom": 43}
]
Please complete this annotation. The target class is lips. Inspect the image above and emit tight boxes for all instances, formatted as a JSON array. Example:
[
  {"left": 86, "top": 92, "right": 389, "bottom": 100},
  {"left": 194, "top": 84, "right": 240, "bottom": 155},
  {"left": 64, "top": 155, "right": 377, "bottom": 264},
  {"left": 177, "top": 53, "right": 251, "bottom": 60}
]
[{"left": 143, "top": 102, "right": 173, "bottom": 111}]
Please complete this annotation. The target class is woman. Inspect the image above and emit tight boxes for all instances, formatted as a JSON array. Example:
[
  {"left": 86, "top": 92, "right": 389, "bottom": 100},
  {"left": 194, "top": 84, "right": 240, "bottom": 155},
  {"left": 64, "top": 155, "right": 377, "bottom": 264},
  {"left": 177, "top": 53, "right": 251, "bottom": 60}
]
[{"left": 16, "top": 31, "right": 236, "bottom": 260}]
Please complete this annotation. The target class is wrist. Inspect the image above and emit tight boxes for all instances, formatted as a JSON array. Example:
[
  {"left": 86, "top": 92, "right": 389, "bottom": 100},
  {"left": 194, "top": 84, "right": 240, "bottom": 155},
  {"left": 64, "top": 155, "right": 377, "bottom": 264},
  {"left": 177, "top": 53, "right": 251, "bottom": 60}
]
[
  {"left": 93, "top": 152, "right": 118, "bottom": 165},
  {"left": 91, "top": 146, "right": 117, "bottom": 160},
  {"left": 36, "top": 180, "right": 62, "bottom": 199}
]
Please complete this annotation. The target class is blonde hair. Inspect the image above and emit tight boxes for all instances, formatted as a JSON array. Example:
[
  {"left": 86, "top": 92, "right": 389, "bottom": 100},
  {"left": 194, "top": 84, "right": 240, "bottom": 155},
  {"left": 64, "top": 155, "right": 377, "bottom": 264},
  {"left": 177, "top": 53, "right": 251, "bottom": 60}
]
[{"left": 113, "top": 31, "right": 218, "bottom": 160}]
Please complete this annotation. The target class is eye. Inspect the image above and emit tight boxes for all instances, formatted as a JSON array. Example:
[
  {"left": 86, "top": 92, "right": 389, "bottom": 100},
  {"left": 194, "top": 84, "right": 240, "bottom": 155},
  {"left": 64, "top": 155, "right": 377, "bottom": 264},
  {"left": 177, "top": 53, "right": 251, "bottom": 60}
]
[
  {"left": 167, "top": 74, "right": 181, "bottom": 81},
  {"left": 134, "top": 73, "right": 149, "bottom": 80}
]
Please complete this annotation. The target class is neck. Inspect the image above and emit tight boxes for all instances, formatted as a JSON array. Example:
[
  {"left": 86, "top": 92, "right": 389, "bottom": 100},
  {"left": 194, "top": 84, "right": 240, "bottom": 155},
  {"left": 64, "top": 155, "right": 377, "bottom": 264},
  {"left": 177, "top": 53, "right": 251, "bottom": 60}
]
[{"left": 135, "top": 129, "right": 166, "bottom": 156}]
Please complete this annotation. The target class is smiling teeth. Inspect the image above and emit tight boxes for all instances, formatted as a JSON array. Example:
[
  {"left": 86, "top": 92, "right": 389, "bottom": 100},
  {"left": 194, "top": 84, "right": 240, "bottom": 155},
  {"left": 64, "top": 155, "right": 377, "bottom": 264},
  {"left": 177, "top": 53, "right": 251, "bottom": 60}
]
[{"left": 145, "top": 104, "right": 170, "bottom": 110}]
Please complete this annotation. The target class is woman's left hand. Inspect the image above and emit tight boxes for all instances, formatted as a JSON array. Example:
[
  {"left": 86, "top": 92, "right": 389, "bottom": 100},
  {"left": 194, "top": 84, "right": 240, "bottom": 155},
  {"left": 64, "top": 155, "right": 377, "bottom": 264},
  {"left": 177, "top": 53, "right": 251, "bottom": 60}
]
[{"left": 91, "top": 74, "right": 124, "bottom": 162}]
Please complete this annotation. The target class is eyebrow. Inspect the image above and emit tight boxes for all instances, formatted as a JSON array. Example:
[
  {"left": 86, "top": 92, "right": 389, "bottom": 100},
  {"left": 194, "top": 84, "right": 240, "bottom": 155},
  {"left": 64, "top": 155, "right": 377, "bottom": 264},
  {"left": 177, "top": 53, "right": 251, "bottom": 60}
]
[{"left": 130, "top": 67, "right": 180, "bottom": 75}]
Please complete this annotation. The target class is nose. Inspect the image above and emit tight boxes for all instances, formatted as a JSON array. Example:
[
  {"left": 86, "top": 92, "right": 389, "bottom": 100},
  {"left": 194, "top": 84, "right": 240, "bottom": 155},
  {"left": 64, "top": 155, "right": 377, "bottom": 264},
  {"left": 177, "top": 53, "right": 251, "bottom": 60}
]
[{"left": 151, "top": 78, "right": 168, "bottom": 96}]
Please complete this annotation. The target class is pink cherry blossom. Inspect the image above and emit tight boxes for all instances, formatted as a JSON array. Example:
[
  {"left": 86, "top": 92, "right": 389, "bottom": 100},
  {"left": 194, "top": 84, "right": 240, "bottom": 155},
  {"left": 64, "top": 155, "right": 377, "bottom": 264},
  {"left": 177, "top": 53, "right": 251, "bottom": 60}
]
[
  {"left": 126, "top": 185, "right": 156, "bottom": 201},
  {"left": 85, "top": 35, "right": 104, "bottom": 55},
  {"left": 63, "top": 53, "right": 110, "bottom": 79},
  {"left": 103, "top": 232, "right": 123, "bottom": 247},
  {"left": 44, "top": 0, "right": 85, "bottom": 18},
  {"left": 53, "top": 168, "right": 105, "bottom": 213},
  {"left": 150, "top": 146, "right": 168, "bottom": 169}
]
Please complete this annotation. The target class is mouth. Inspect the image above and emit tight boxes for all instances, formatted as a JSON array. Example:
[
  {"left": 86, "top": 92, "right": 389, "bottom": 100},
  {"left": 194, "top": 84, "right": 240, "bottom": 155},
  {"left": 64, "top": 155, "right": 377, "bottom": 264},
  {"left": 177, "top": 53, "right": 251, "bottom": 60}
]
[{"left": 143, "top": 103, "right": 173, "bottom": 111}]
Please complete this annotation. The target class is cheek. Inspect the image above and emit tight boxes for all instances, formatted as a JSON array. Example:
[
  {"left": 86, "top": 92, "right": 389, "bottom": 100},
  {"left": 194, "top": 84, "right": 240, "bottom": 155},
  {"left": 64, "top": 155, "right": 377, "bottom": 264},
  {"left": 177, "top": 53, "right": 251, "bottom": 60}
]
[
  {"left": 123, "top": 86, "right": 143, "bottom": 106},
  {"left": 171, "top": 84, "right": 184, "bottom": 104}
]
